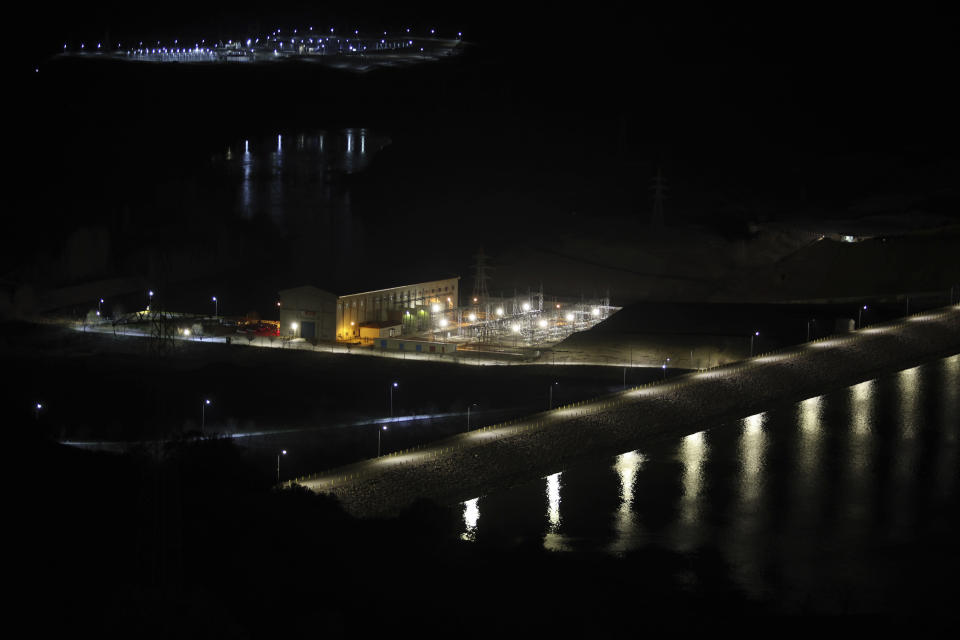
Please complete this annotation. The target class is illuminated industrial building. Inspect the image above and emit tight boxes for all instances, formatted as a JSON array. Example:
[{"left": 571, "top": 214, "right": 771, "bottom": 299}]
[{"left": 336, "top": 277, "right": 460, "bottom": 340}]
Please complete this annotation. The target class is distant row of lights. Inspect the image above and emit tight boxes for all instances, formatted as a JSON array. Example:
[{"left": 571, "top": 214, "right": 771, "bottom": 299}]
[{"left": 62, "top": 27, "right": 462, "bottom": 52}]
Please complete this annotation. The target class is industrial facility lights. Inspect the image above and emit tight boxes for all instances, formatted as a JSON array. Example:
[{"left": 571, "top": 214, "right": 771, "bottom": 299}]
[
  {"left": 496, "top": 308, "right": 504, "bottom": 316},
  {"left": 592, "top": 307, "right": 600, "bottom": 316}
]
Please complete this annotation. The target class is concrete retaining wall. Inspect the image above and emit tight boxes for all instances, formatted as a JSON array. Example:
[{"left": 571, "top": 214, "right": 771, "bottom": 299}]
[{"left": 300, "top": 306, "right": 960, "bottom": 518}]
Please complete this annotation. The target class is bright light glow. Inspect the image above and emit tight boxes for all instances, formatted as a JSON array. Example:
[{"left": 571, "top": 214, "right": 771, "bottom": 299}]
[
  {"left": 547, "top": 473, "right": 562, "bottom": 532},
  {"left": 522, "top": 302, "right": 530, "bottom": 312},
  {"left": 291, "top": 322, "right": 298, "bottom": 331},
  {"left": 183, "top": 329, "right": 190, "bottom": 336},
  {"left": 592, "top": 307, "right": 600, "bottom": 316},
  {"left": 205, "top": 399, "right": 211, "bottom": 405},
  {"left": 565, "top": 313, "right": 574, "bottom": 321},
  {"left": 439, "top": 318, "right": 448, "bottom": 328},
  {"left": 538, "top": 319, "right": 548, "bottom": 328},
  {"left": 512, "top": 324, "right": 521, "bottom": 333},
  {"left": 431, "top": 304, "right": 440, "bottom": 312},
  {"left": 461, "top": 498, "right": 479, "bottom": 541},
  {"left": 495, "top": 308, "right": 504, "bottom": 316},
  {"left": 467, "top": 313, "right": 476, "bottom": 322}
]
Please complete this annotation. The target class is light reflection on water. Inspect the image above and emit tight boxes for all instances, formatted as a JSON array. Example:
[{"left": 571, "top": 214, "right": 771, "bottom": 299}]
[
  {"left": 459, "top": 356, "right": 960, "bottom": 610},
  {"left": 608, "top": 451, "right": 645, "bottom": 555},
  {"left": 224, "top": 128, "right": 389, "bottom": 222},
  {"left": 936, "top": 355, "right": 960, "bottom": 501},
  {"left": 725, "top": 412, "right": 767, "bottom": 598},
  {"left": 543, "top": 472, "right": 571, "bottom": 551},
  {"left": 461, "top": 498, "right": 479, "bottom": 542},
  {"left": 670, "top": 431, "right": 707, "bottom": 553}
]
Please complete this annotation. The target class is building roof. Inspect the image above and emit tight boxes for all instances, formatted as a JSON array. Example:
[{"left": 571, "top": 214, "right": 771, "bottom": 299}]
[{"left": 338, "top": 276, "right": 461, "bottom": 299}]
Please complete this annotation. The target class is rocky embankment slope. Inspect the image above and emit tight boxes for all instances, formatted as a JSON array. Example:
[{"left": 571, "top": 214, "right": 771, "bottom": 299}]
[{"left": 301, "top": 306, "right": 960, "bottom": 518}]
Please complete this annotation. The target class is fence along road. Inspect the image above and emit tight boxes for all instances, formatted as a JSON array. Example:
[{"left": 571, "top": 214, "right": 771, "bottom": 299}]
[{"left": 297, "top": 305, "right": 960, "bottom": 518}]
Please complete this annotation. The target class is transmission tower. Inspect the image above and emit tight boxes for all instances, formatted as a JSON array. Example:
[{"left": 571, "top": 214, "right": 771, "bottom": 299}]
[
  {"left": 148, "top": 254, "right": 176, "bottom": 356},
  {"left": 149, "top": 296, "right": 176, "bottom": 356},
  {"left": 650, "top": 167, "right": 668, "bottom": 228},
  {"left": 471, "top": 247, "right": 492, "bottom": 305}
]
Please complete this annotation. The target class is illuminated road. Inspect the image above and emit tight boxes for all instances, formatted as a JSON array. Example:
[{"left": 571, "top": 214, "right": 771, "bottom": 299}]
[
  {"left": 60, "top": 409, "right": 481, "bottom": 452},
  {"left": 297, "top": 306, "right": 960, "bottom": 517},
  {"left": 69, "top": 320, "right": 629, "bottom": 367}
]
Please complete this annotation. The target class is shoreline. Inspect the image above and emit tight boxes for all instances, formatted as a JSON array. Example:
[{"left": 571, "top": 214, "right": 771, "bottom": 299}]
[{"left": 300, "top": 305, "right": 960, "bottom": 517}]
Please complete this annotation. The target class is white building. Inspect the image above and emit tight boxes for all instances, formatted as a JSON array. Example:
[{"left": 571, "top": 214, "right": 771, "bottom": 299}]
[{"left": 278, "top": 286, "right": 338, "bottom": 340}]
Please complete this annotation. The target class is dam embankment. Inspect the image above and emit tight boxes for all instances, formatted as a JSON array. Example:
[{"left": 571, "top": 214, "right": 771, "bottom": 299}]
[{"left": 300, "top": 306, "right": 960, "bottom": 518}]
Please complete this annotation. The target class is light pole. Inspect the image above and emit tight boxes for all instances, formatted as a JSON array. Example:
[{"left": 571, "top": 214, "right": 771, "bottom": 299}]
[
  {"left": 147, "top": 289, "right": 154, "bottom": 311},
  {"left": 98, "top": 298, "right": 103, "bottom": 315},
  {"left": 548, "top": 381, "right": 558, "bottom": 409},
  {"left": 390, "top": 381, "right": 398, "bottom": 418},
  {"left": 378, "top": 425, "right": 388, "bottom": 456},
  {"left": 277, "top": 449, "right": 287, "bottom": 483},
  {"left": 201, "top": 399, "right": 211, "bottom": 434},
  {"left": 467, "top": 403, "right": 478, "bottom": 431},
  {"left": 750, "top": 331, "right": 759, "bottom": 357},
  {"left": 34, "top": 402, "right": 43, "bottom": 421},
  {"left": 662, "top": 357, "right": 670, "bottom": 379},
  {"left": 858, "top": 305, "right": 868, "bottom": 329},
  {"left": 807, "top": 319, "right": 815, "bottom": 342},
  {"left": 212, "top": 296, "right": 218, "bottom": 319}
]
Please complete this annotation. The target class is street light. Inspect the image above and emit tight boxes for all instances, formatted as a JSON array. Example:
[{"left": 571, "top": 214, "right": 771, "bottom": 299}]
[
  {"left": 148, "top": 290, "right": 154, "bottom": 311},
  {"left": 34, "top": 402, "right": 43, "bottom": 421},
  {"left": 467, "top": 403, "right": 478, "bottom": 431},
  {"left": 212, "top": 296, "right": 218, "bottom": 319},
  {"left": 548, "top": 381, "right": 558, "bottom": 409},
  {"left": 858, "top": 305, "right": 868, "bottom": 329},
  {"left": 807, "top": 319, "right": 815, "bottom": 341},
  {"left": 98, "top": 298, "right": 104, "bottom": 315},
  {"left": 378, "top": 425, "right": 388, "bottom": 456},
  {"left": 390, "top": 381, "right": 398, "bottom": 418},
  {"left": 201, "top": 399, "right": 211, "bottom": 434},
  {"left": 277, "top": 449, "right": 287, "bottom": 483},
  {"left": 750, "top": 331, "right": 759, "bottom": 357}
]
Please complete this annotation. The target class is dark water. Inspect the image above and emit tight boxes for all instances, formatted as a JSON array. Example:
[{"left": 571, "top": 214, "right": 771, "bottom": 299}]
[{"left": 453, "top": 354, "right": 960, "bottom": 611}]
